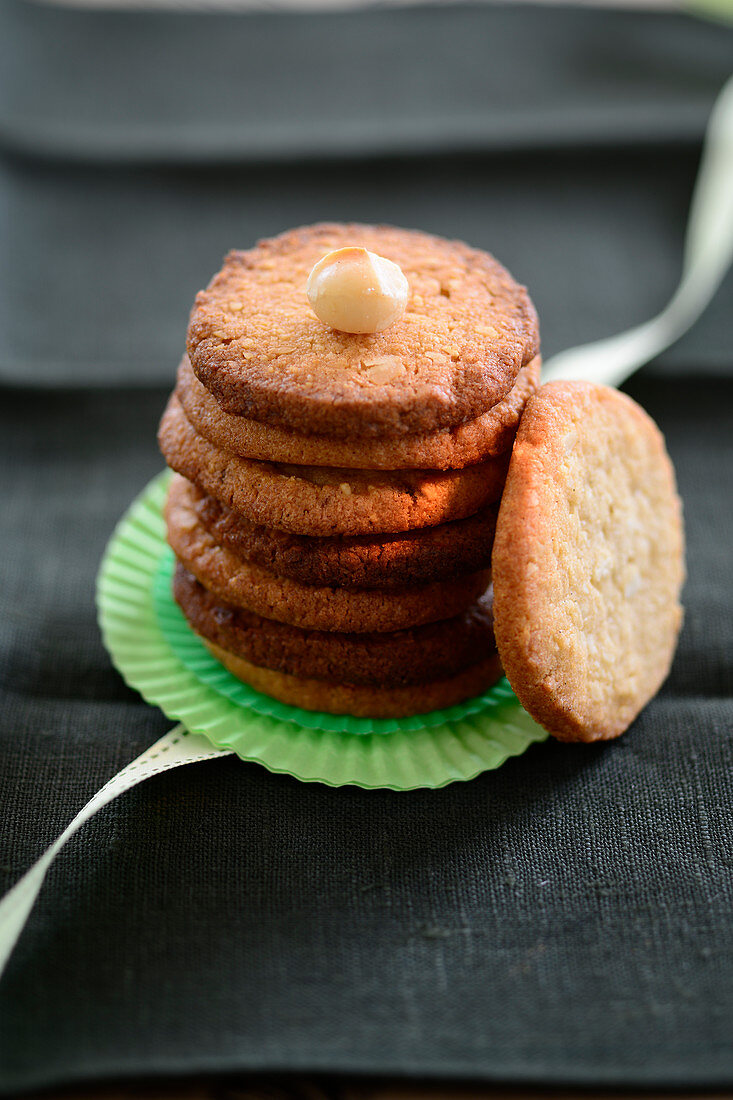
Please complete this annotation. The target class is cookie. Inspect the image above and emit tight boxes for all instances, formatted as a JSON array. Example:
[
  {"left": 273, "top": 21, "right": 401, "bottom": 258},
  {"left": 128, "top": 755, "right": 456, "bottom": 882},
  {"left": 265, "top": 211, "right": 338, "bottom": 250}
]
[
  {"left": 159, "top": 396, "right": 510, "bottom": 537},
  {"left": 166, "top": 477, "right": 491, "bottom": 633},
  {"left": 186, "top": 223, "right": 539, "bottom": 437},
  {"left": 204, "top": 640, "right": 504, "bottom": 719},
  {"left": 184, "top": 478, "right": 497, "bottom": 589},
  {"left": 174, "top": 565, "right": 496, "bottom": 688},
  {"left": 176, "top": 353, "right": 541, "bottom": 470},
  {"left": 492, "top": 381, "right": 685, "bottom": 743}
]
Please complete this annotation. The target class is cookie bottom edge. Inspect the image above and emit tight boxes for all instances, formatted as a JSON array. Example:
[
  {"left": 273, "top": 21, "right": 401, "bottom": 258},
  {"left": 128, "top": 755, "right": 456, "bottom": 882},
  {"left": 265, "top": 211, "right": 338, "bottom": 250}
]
[{"left": 204, "top": 640, "right": 504, "bottom": 719}]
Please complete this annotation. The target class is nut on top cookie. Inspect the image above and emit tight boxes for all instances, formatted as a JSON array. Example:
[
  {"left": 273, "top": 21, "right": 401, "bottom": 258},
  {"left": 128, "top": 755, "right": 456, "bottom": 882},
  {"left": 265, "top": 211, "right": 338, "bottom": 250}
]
[{"left": 186, "top": 223, "right": 539, "bottom": 437}]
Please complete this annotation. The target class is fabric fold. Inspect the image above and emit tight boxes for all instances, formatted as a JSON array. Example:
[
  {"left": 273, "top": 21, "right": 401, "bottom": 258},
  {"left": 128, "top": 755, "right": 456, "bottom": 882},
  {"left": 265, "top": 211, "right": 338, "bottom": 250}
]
[{"left": 2, "top": 2, "right": 732, "bottom": 165}]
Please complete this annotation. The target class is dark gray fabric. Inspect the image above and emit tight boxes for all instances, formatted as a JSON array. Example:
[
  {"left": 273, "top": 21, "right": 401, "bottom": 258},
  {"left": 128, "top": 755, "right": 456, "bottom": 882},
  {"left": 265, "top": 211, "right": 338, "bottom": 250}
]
[
  {"left": 2, "top": 1, "right": 732, "bottom": 387},
  {"left": 2, "top": 2, "right": 730, "bottom": 163},
  {"left": 1, "top": 1, "right": 732, "bottom": 1094},
  {"left": 3, "top": 150, "right": 732, "bottom": 388},
  {"left": 1, "top": 378, "right": 732, "bottom": 1095}
]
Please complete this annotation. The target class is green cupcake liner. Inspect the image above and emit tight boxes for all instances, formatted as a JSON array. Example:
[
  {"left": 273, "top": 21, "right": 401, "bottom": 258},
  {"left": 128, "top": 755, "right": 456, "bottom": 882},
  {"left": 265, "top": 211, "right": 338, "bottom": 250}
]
[
  {"left": 154, "top": 547, "right": 520, "bottom": 736},
  {"left": 96, "top": 471, "right": 548, "bottom": 789}
]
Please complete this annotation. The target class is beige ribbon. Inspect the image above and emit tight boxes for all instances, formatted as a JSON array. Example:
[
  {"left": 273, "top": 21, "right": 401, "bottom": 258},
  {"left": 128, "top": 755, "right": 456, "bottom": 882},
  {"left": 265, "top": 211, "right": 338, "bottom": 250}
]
[
  {"left": 543, "top": 73, "right": 733, "bottom": 386},
  {"left": 0, "top": 726, "right": 232, "bottom": 978}
]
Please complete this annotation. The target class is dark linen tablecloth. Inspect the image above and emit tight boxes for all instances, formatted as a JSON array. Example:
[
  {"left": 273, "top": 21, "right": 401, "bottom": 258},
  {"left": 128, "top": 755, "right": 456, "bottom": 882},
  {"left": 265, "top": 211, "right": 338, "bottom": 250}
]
[{"left": 1, "top": 1, "right": 732, "bottom": 1094}]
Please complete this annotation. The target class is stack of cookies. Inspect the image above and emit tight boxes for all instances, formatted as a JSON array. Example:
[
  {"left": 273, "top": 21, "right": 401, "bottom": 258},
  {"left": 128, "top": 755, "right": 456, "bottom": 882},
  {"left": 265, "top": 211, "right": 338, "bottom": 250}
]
[{"left": 159, "top": 223, "right": 540, "bottom": 718}]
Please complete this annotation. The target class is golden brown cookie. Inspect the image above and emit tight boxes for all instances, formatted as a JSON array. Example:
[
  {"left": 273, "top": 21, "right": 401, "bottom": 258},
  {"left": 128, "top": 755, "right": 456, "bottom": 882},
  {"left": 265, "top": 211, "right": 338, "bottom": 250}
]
[
  {"left": 184, "top": 478, "right": 497, "bottom": 589},
  {"left": 166, "top": 477, "right": 491, "bottom": 633},
  {"left": 174, "top": 564, "right": 496, "bottom": 687},
  {"left": 159, "top": 397, "right": 510, "bottom": 537},
  {"left": 492, "top": 381, "right": 685, "bottom": 743},
  {"left": 186, "top": 223, "right": 539, "bottom": 437},
  {"left": 205, "top": 640, "right": 503, "bottom": 719},
  {"left": 176, "top": 354, "right": 541, "bottom": 470}
]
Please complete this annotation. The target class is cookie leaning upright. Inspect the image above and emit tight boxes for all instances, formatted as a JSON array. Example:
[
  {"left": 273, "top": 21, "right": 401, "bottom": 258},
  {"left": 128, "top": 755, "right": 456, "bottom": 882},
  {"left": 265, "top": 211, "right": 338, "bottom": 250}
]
[
  {"left": 492, "top": 381, "right": 685, "bottom": 742},
  {"left": 186, "top": 223, "right": 539, "bottom": 437}
]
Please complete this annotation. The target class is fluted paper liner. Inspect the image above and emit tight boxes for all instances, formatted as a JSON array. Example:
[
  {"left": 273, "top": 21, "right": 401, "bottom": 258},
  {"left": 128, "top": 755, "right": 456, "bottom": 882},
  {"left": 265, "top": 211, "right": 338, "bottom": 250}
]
[{"left": 97, "top": 471, "right": 547, "bottom": 789}]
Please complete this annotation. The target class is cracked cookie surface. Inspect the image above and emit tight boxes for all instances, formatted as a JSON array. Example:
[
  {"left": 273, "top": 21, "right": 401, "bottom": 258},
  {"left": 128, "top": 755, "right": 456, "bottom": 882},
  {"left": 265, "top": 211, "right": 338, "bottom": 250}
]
[
  {"left": 159, "top": 397, "right": 510, "bottom": 536},
  {"left": 173, "top": 564, "right": 496, "bottom": 688},
  {"left": 204, "top": 641, "right": 504, "bottom": 719},
  {"left": 186, "top": 223, "right": 539, "bottom": 437},
  {"left": 182, "top": 476, "right": 497, "bottom": 589},
  {"left": 166, "top": 476, "right": 491, "bottom": 633},
  {"left": 176, "top": 354, "right": 541, "bottom": 470}
]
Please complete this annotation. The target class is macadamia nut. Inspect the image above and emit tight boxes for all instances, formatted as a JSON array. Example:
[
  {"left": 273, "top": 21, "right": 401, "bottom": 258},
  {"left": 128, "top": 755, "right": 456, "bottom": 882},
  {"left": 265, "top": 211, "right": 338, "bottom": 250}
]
[{"left": 306, "top": 247, "right": 409, "bottom": 334}]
